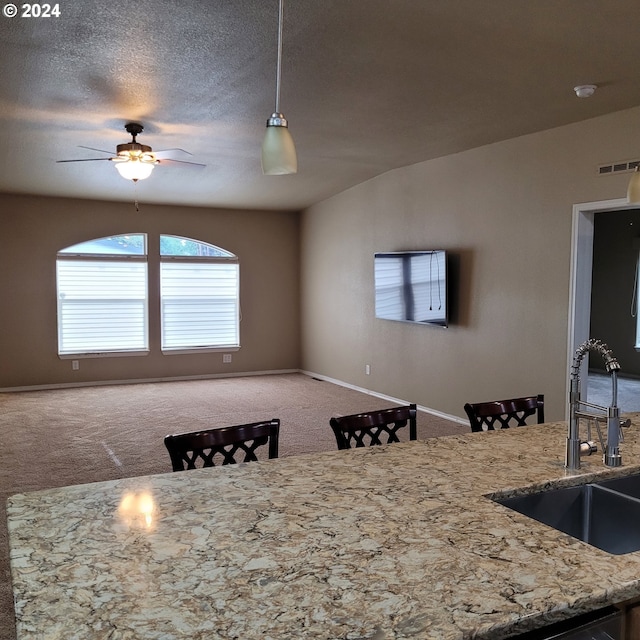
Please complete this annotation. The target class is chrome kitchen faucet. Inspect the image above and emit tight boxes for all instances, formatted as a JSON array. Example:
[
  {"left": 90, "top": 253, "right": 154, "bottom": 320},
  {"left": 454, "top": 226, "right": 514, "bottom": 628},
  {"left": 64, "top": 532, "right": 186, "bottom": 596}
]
[{"left": 566, "top": 339, "right": 630, "bottom": 470}]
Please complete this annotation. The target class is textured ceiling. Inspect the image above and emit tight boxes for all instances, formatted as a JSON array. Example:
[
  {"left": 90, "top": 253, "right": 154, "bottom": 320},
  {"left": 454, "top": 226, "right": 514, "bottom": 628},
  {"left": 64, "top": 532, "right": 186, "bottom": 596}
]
[{"left": 1, "top": 0, "right": 640, "bottom": 211}]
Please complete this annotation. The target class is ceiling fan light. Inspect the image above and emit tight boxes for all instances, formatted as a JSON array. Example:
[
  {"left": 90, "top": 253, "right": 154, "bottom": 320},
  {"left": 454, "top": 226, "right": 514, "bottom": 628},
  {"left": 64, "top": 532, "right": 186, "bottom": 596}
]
[
  {"left": 117, "top": 142, "right": 152, "bottom": 156},
  {"left": 262, "top": 117, "right": 297, "bottom": 175},
  {"left": 114, "top": 158, "right": 155, "bottom": 182},
  {"left": 628, "top": 166, "right": 640, "bottom": 204}
]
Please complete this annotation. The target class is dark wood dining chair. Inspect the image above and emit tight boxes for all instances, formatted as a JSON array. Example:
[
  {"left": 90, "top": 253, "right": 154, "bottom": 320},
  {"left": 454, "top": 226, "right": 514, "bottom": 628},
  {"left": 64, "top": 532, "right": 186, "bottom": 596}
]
[
  {"left": 464, "top": 395, "right": 544, "bottom": 432},
  {"left": 164, "top": 419, "right": 280, "bottom": 471},
  {"left": 330, "top": 404, "right": 417, "bottom": 450}
]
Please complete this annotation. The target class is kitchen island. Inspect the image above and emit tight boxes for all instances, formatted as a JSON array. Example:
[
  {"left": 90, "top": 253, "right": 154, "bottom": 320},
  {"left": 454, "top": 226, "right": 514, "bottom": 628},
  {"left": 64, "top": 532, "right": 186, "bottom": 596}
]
[{"left": 7, "top": 418, "right": 640, "bottom": 639}]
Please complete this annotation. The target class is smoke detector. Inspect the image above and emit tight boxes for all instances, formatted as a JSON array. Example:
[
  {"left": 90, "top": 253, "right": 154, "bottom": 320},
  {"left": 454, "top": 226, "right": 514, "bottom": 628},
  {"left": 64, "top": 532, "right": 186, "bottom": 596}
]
[{"left": 574, "top": 84, "right": 597, "bottom": 98}]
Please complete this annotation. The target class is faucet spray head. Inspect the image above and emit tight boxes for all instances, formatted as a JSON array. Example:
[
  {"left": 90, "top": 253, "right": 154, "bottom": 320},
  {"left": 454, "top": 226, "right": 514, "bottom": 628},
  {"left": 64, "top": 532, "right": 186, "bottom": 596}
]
[{"left": 572, "top": 338, "right": 620, "bottom": 378}]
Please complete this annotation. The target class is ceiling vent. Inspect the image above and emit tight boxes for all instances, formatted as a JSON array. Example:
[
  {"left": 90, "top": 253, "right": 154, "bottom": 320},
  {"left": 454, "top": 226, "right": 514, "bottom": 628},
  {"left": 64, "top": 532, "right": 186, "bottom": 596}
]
[{"left": 598, "top": 159, "right": 640, "bottom": 176}]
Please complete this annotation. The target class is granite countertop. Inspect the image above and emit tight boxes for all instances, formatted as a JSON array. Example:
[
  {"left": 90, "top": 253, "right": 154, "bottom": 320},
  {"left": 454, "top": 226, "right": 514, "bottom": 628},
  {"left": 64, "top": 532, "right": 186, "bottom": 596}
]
[{"left": 8, "top": 417, "right": 640, "bottom": 639}]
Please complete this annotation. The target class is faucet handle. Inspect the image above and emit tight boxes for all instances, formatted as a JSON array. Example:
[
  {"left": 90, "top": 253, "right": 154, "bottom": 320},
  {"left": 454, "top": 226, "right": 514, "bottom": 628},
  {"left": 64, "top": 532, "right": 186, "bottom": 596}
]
[
  {"left": 580, "top": 441, "right": 597, "bottom": 456},
  {"left": 618, "top": 417, "right": 631, "bottom": 444}
]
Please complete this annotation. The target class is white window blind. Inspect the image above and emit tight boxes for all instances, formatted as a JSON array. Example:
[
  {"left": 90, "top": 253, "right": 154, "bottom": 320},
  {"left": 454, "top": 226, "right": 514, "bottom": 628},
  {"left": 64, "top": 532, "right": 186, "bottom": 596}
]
[
  {"left": 160, "top": 261, "right": 239, "bottom": 350},
  {"left": 57, "top": 259, "right": 148, "bottom": 355},
  {"left": 56, "top": 234, "right": 239, "bottom": 357}
]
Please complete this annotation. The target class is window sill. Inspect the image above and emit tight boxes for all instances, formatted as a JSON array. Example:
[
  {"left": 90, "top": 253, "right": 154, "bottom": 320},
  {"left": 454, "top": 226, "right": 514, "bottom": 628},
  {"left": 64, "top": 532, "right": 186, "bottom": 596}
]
[
  {"left": 162, "top": 347, "right": 240, "bottom": 356},
  {"left": 59, "top": 351, "right": 150, "bottom": 359}
]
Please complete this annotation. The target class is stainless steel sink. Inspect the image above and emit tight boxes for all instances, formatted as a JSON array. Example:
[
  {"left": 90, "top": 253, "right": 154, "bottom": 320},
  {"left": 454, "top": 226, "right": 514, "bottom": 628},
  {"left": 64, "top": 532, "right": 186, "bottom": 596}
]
[
  {"left": 495, "top": 475, "right": 640, "bottom": 555},
  {"left": 597, "top": 473, "right": 640, "bottom": 500}
]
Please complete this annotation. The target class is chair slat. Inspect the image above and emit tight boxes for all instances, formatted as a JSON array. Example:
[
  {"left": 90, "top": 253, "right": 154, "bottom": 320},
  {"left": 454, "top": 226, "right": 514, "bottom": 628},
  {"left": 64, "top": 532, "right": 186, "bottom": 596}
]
[
  {"left": 330, "top": 404, "right": 417, "bottom": 450},
  {"left": 164, "top": 419, "right": 280, "bottom": 471},
  {"left": 464, "top": 395, "right": 544, "bottom": 432}
]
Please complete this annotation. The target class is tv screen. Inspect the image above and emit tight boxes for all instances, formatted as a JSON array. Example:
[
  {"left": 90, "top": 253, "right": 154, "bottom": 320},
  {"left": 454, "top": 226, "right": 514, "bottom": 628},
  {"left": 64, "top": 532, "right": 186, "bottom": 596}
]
[{"left": 374, "top": 251, "right": 448, "bottom": 327}]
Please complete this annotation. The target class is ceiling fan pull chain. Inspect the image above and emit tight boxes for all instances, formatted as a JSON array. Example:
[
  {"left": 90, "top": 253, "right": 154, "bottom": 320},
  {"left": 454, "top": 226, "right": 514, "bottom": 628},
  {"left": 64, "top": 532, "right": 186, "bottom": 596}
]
[{"left": 133, "top": 182, "right": 139, "bottom": 212}]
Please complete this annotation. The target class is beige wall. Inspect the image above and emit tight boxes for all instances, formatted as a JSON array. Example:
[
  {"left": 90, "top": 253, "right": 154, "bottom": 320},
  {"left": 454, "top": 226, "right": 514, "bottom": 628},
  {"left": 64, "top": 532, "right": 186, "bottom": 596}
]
[
  {"left": 300, "top": 106, "right": 640, "bottom": 422},
  {"left": 4, "top": 107, "right": 640, "bottom": 416},
  {"left": 0, "top": 194, "right": 300, "bottom": 388}
]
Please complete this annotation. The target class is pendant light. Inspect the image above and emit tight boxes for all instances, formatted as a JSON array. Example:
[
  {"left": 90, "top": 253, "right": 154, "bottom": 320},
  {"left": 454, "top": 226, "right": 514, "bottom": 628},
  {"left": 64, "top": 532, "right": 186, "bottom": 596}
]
[
  {"left": 628, "top": 166, "right": 640, "bottom": 203},
  {"left": 261, "top": 0, "right": 297, "bottom": 175}
]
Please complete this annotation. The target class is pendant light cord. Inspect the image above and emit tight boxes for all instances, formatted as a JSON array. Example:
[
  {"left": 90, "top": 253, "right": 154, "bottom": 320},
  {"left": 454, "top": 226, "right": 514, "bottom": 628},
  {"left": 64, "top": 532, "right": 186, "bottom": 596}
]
[{"left": 274, "top": 0, "right": 284, "bottom": 114}]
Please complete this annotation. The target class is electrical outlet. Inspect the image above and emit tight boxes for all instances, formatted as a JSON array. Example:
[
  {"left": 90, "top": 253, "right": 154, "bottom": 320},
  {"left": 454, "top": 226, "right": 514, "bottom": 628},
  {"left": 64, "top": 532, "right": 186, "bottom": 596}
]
[
  {"left": 365, "top": 364, "right": 371, "bottom": 375},
  {"left": 72, "top": 360, "right": 79, "bottom": 371},
  {"left": 223, "top": 354, "right": 232, "bottom": 364}
]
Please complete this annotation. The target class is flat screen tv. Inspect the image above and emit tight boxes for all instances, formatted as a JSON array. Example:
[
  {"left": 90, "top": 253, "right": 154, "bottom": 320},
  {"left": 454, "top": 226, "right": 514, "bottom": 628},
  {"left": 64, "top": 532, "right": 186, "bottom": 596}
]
[{"left": 374, "top": 250, "right": 448, "bottom": 327}]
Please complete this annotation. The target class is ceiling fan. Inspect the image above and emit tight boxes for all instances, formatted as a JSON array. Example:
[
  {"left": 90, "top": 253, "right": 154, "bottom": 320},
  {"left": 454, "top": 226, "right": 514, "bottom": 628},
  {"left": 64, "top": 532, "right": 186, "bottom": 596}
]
[{"left": 57, "top": 122, "right": 205, "bottom": 182}]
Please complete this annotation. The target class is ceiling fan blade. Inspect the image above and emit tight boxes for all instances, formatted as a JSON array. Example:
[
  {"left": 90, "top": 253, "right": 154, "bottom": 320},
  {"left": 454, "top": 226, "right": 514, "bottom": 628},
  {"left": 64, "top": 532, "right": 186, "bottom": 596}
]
[
  {"left": 78, "top": 145, "right": 115, "bottom": 155},
  {"left": 157, "top": 158, "right": 206, "bottom": 168},
  {"left": 56, "top": 158, "right": 114, "bottom": 163},
  {"left": 154, "top": 148, "right": 194, "bottom": 160}
]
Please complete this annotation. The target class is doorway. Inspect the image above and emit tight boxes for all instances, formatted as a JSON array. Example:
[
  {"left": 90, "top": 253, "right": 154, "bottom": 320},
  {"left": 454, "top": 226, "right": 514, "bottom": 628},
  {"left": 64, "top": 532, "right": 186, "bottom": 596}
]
[{"left": 569, "top": 197, "right": 640, "bottom": 414}]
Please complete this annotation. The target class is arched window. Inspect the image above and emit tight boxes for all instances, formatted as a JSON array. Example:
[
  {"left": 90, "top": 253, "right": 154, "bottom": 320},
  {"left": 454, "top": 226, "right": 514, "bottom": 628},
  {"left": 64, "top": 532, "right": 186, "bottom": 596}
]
[
  {"left": 57, "top": 234, "right": 148, "bottom": 355},
  {"left": 56, "top": 234, "right": 239, "bottom": 357},
  {"left": 159, "top": 235, "right": 239, "bottom": 351}
]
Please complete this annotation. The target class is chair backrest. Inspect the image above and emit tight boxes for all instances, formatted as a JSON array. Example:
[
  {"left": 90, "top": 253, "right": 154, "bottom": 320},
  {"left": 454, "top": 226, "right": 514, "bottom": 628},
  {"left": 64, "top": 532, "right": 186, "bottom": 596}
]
[
  {"left": 164, "top": 419, "right": 280, "bottom": 471},
  {"left": 329, "top": 404, "right": 417, "bottom": 450},
  {"left": 464, "top": 395, "right": 544, "bottom": 432}
]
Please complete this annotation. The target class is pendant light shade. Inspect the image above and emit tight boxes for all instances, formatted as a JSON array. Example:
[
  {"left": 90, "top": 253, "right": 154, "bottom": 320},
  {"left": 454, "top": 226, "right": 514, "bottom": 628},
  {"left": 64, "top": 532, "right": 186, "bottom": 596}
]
[
  {"left": 262, "top": 0, "right": 297, "bottom": 175},
  {"left": 628, "top": 166, "right": 640, "bottom": 204},
  {"left": 262, "top": 113, "right": 297, "bottom": 175}
]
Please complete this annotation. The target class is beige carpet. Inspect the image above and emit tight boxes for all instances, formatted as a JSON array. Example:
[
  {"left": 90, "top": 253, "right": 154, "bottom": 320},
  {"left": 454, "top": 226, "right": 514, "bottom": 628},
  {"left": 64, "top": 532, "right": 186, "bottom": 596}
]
[{"left": 0, "top": 373, "right": 467, "bottom": 640}]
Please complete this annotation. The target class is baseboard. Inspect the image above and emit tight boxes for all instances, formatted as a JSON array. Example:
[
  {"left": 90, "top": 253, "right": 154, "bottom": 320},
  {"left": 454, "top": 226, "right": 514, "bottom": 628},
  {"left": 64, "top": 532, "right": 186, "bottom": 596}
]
[
  {"left": 0, "top": 369, "right": 300, "bottom": 393},
  {"left": 299, "top": 370, "right": 467, "bottom": 425}
]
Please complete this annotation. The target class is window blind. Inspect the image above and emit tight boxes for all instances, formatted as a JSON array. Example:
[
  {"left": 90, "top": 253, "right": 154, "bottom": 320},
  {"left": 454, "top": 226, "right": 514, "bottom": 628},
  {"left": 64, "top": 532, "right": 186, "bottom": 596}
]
[
  {"left": 160, "top": 261, "right": 239, "bottom": 350},
  {"left": 57, "top": 260, "right": 148, "bottom": 355}
]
